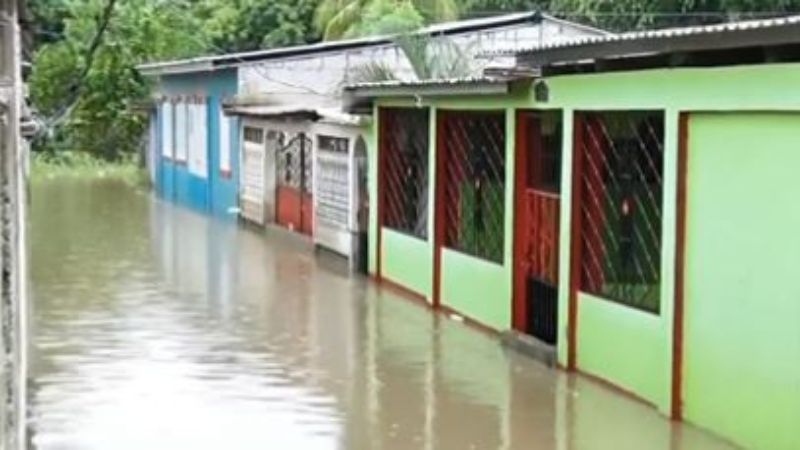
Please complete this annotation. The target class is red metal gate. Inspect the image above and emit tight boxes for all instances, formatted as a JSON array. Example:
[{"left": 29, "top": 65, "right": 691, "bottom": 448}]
[
  {"left": 276, "top": 132, "right": 313, "bottom": 235},
  {"left": 513, "top": 111, "right": 562, "bottom": 344}
]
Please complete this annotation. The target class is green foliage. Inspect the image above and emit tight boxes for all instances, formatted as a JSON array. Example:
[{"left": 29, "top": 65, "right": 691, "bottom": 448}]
[
  {"left": 347, "top": 62, "right": 399, "bottom": 84},
  {"left": 30, "top": 0, "right": 208, "bottom": 160},
  {"left": 198, "top": 0, "right": 319, "bottom": 52},
  {"left": 315, "top": 0, "right": 459, "bottom": 40},
  {"left": 396, "top": 33, "right": 476, "bottom": 79},
  {"left": 31, "top": 151, "right": 148, "bottom": 187},
  {"left": 343, "top": 0, "right": 425, "bottom": 38}
]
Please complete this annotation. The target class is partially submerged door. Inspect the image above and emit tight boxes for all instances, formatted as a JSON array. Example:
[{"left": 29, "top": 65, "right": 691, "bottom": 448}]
[
  {"left": 276, "top": 132, "right": 313, "bottom": 235},
  {"left": 240, "top": 125, "right": 266, "bottom": 225},
  {"left": 513, "top": 111, "right": 562, "bottom": 345}
]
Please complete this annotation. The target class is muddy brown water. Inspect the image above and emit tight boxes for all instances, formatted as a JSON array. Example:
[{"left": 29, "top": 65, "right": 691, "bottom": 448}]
[{"left": 27, "top": 179, "right": 738, "bottom": 450}]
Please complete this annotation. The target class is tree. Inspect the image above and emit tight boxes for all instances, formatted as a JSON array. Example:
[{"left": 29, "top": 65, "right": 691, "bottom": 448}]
[
  {"left": 347, "top": 33, "right": 476, "bottom": 85},
  {"left": 314, "top": 0, "right": 460, "bottom": 40},
  {"left": 198, "top": 0, "right": 319, "bottom": 53},
  {"left": 30, "top": 0, "right": 208, "bottom": 159}
]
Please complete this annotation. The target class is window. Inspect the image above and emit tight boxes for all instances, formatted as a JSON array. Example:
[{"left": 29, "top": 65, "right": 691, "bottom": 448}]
[
  {"left": 244, "top": 126, "right": 264, "bottom": 144},
  {"left": 0, "top": 22, "right": 9, "bottom": 80},
  {"left": 219, "top": 111, "right": 232, "bottom": 175},
  {"left": 316, "top": 135, "right": 350, "bottom": 229},
  {"left": 575, "top": 111, "right": 664, "bottom": 313},
  {"left": 174, "top": 102, "right": 187, "bottom": 162},
  {"left": 380, "top": 108, "right": 430, "bottom": 239},
  {"left": 440, "top": 110, "right": 506, "bottom": 263},
  {"left": 318, "top": 135, "right": 348, "bottom": 154},
  {"left": 188, "top": 100, "right": 208, "bottom": 178},
  {"left": 161, "top": 102, "right": 174, "bottom": 158}
]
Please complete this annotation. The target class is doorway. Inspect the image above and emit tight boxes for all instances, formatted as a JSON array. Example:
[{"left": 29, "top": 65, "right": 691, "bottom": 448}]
[
  {"left": 513, "top": 110, "right": 562, "bottom": 345},
  {"left": 275, "top": 131, "right": 313, "bottom": 235}
]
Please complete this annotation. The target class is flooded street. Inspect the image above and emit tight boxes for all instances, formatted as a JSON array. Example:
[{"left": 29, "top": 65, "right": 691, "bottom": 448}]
[{"left": 27, "top": 179, "right": 738, "bottom": 450}]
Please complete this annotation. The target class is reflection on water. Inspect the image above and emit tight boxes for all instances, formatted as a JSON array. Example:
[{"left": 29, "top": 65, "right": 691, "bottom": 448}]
[{"left": 28, "top": 179, "right": 737, "bottom": 449}]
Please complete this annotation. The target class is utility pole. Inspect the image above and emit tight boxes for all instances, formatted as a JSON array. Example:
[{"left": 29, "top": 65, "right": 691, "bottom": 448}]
[{"left": 0, "top": 0, "right": 28, "bottom": 448}]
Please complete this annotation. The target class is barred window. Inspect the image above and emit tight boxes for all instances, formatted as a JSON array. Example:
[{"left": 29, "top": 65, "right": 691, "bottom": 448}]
[
  {"left": 244, "top": 126, "right": 264, "bottom": 144},
  {"left": 575, "top": 111, "right": 664, "bottom": 313},
  {"left": 380, "top": 108, "right": 430, "bottom": 239},
  {"left": 316, "top": 135, "right": 350, "bottom": 229},
  {"left": 441, "top": 111, "right": 506, "bottom": 264}
]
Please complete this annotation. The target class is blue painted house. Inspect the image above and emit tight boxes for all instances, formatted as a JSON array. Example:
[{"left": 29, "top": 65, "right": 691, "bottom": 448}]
[{"left": 140, "top": 67, "right": 240, "bottom": 219}]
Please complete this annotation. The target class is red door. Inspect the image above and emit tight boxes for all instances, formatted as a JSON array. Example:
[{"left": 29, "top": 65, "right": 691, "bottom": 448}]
[
  {"left": 513, "top": 111, "right": 562, "bottom": 345},
  {"left": 276, "top": 132, "right": 313, "bottom": 235}
]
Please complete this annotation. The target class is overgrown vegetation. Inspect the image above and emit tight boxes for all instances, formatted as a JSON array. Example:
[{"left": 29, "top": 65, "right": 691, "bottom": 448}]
[
  {"left": 30, "top": 151, "right": 149, "bottom": 186},
  {"left": 27, "top": 0, "right": 800, "bottom": 165}
]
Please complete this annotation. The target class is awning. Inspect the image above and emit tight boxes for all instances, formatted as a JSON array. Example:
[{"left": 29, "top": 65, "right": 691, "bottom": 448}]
[{"left": 223, "top": 103, "right": 371, "bottom": 127}]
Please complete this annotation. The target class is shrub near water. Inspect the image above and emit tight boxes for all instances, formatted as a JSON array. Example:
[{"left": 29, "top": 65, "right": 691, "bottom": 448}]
[{"left": 31, "top": 151, "right": 149, "bottom": 187}]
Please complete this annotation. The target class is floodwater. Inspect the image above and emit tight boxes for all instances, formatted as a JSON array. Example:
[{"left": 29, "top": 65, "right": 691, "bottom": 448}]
[{"left": 27, "top": 178, "right": 739, "bottom": 450}]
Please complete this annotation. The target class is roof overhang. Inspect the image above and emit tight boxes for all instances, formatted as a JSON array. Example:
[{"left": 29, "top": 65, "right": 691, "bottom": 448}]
[
  {"left": 510, "top": 15, "right": 800, "bottom": 73},
  {"left": 343, "top": 75, "right": 533, "bottom": 113},
  {"left": 138, "top": 59, "right": 215, "bottom": 77},
  {"left": 224, "top": 102, "right": 371, "bottom": 127}
]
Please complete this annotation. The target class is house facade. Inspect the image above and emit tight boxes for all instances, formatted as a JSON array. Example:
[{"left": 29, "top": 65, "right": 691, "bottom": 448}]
[
  {"left": 347, "top": 16, "right": 800, "bottom": 450},
  {"left": 138, "top": 12, "right": 604, "bottom": 267}
]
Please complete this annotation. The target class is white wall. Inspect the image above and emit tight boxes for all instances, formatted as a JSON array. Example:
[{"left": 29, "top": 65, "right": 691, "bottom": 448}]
[{"left": 238, "top": 19, "right": 600, "bottom": 103}]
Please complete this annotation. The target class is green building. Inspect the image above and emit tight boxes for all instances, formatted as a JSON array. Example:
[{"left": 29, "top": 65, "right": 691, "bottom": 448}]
[{"left": 345, "top": 16, "right": 800, "bottom": 450}]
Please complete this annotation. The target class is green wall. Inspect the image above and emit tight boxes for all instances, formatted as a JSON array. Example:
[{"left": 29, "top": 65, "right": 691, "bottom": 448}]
[
  {"left": 382, "top": 229, "right": 433, "bottom": 299},
  {"left": 684, "top": 113, "right": 800, "bottom": 450},
  {"left": 373, "top": 100, "right": 522, "bottom": 325},
  {"left": 367, "top": 63, "right": 800, "bottom": 450}
]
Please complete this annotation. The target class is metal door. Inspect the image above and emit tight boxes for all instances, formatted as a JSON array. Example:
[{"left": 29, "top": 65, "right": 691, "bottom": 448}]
[{"left": 276, "top": 132, "right": 313, "bottom": 234}]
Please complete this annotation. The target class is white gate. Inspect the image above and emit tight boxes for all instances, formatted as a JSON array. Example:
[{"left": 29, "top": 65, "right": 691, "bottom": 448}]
[
  {"left": 240, "top": 125, "right": 266, "bottom": 225},
  {"left": 314, "top": 134, "right": 351, "bottom": 255}
]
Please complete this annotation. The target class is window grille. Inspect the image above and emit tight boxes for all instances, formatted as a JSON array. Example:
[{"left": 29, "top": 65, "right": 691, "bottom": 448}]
[
  {"left": 277, "top": 132, "right": 312, "bottom": 193},
  {"left": 244, "top": 126, "right": 264, "bottom": 144},
  {"left": 380, "top": 108, "right": 430, "bottom": 239},
  {"left": 440, "top": 111, "right": 506, "bottom": 264},
  {"left": 0, "top": 21, "right": 8, "bottom": 81},
  {"left": 316, "top": 135, "right": 350, "bottom": 229},
  {"left": 575, "top": 111, "right": 664, "bottom": 313}
]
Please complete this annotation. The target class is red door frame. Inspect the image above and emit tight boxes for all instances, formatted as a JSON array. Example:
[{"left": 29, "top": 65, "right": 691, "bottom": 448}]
[
  {"left": 672, "top": 112, "right": 690, "bottom": 420},
  {"left": 567, "top": 112, "right": 586, "bottom": 370},
  {"left": 512, "top": 111, "right": 534, "bottom": 331},
  {"left": 432, "top": 111, "right": 446, "bottom": 309}
]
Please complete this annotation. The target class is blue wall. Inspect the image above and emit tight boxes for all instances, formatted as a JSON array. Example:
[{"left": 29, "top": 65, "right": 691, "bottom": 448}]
[{"left": 153, "top": 68, "right": 239, "bottom": 219}]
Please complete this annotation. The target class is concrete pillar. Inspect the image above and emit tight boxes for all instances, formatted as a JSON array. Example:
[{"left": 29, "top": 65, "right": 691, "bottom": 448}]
[{"left": 0, "top": 1, "right": 28, "bottom": 449}]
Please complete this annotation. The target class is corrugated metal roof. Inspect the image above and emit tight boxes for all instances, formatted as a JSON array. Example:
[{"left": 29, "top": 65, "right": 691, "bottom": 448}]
[
  {"left": 343, "top": 74, "right": 531, "bottom": 99},
  {"left": 345, "top": 75, "right": 516, "bottom": 91},
  {"left": 482, "top": 14, "right": 800, "bottom": 57},
  {"left": 138, "top": 12, "right": 604, "bottom": 75}
]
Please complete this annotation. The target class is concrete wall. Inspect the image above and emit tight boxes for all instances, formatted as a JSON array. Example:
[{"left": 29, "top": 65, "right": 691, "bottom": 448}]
[
  {"left": 683, "top": 113, "right": 800, "bottom": 450},
  {"left": 154, "top": 69, "right": 239, "bottom": 219},
  {"left": 238, "top": 18, "right": 599, "bottom": 104},
  {"left": 369, "top": 63, "right": 800, "bottom": 450},
  {"left": 0, "top": 0, "right": 27, "bottom": 448}
]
